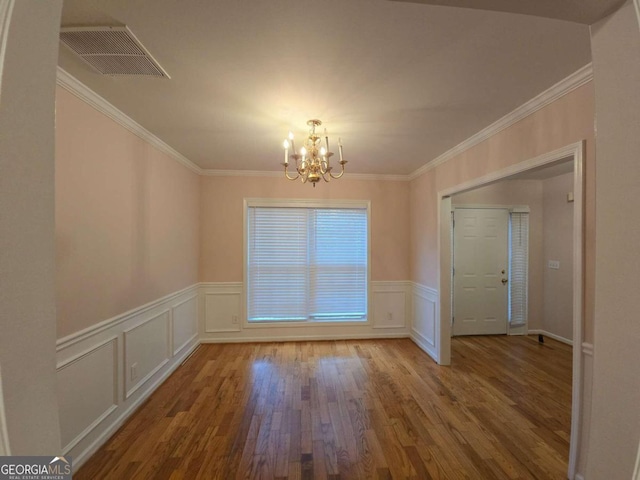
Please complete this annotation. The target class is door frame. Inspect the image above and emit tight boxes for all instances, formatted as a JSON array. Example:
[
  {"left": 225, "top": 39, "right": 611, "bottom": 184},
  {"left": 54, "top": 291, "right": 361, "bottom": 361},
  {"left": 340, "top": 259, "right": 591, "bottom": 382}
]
[
  {"left": 0, "top": 0, "right": 14, "bottom": 457},
  {"left": 436, "top": 141, "right": 584, "bottom": 479}
]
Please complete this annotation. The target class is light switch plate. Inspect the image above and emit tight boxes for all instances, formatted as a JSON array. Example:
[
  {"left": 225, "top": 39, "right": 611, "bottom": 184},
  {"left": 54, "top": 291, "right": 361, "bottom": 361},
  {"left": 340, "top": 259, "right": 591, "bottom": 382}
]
[{"left": 548, "top": 260, "right": 560, "bottom": 269}]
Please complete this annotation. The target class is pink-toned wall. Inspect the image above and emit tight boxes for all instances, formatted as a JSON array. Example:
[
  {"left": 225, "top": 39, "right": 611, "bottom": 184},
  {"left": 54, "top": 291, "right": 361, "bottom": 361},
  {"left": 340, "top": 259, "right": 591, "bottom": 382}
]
[
  {"left": 55, "top": 87, "right": 200, "bottom": 338},
  {"left": 542, "top": 172, "right": 574, "bottom": 340},
  {"left": 409, "top": 82, "right": 596, "bottom": 342},
  {"left": 199, "top": 176, "right": 410, "bottom": 282}
]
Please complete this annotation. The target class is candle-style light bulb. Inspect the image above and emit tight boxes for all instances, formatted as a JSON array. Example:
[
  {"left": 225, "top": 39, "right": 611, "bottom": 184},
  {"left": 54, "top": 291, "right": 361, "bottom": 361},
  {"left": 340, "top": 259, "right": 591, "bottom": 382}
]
[
  {"left": 338, "top": 137, "right": 344, "bottom": 162},
  {"left": 324, "top": 128, "right": 329, "bottom": 151},
  {"left": 283, "top": 139, "right": 289, "bottom": 165},
  {"left": 320, "top": 146, "right": 327, "bottom": 157},
  {"left": 300, "top": 146, "right": 307, "bottom": 169},
  {"left": 288, "top": 131, "right": 296, "bottom": 154}
]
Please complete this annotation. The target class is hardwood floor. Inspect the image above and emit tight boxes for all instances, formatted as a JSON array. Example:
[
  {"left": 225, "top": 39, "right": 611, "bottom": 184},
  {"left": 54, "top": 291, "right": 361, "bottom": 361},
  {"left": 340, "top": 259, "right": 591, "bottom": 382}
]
[{"left": 76, "top": 336, "right": 572, "bottom": 479}]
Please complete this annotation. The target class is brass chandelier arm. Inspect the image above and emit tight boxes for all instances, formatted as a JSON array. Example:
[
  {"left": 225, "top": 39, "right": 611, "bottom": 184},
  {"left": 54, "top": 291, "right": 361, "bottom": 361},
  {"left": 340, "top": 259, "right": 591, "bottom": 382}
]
[
  {"left": 329, "top": 160, "right": 348, "bottom": 179},
  {"left": 282, "top": 163, "right": 300, "bottom": 181}
]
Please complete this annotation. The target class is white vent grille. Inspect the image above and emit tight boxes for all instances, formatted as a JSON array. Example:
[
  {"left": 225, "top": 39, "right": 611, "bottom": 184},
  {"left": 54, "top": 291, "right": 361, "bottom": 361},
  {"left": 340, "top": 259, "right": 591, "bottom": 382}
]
[{"left": 60, "top": 26, "right": 170, "bottom": 78}]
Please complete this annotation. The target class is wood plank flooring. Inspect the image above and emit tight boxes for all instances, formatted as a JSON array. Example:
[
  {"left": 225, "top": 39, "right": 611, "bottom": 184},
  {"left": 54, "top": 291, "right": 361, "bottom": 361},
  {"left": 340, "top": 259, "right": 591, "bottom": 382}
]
[{"left": 76, "top": 336, "right": 572, "bottom": 479}]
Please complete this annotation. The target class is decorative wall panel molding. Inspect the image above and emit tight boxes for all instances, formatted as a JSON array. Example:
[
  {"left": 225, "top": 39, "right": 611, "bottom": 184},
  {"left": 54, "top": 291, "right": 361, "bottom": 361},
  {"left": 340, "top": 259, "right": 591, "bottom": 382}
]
[
  {"left": 56, "top": 280, "right": 424, "bottom": 468},
  {"left": 123, "top": 310, "right": 170, "bottom": 399},
  {"left": 199, "top": 281, "right": 411, "bottom": 343},
  {"left": 56, "top": 284, "right": 199, "bottom": 469},
  {"left": 57, "top": 337, "right": 118, "bottom": 452},
  {"left": 202, "top": 284, "right": 242, "bottom": 333},
  {"left": 172, "top": 294, "right": 198, "bottom": 356},
  {"left": 410, "top": 282, "right": 438, "bottom": 361},
  {"left": 372, "top": 281, "right": 411, "bottom": 329}
]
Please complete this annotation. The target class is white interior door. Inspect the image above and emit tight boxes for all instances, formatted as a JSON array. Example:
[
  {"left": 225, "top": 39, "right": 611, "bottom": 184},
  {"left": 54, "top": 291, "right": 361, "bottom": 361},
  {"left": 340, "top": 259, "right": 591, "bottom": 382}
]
[{"left": 453, "top": 208, "right": 509, "bottom": 336}]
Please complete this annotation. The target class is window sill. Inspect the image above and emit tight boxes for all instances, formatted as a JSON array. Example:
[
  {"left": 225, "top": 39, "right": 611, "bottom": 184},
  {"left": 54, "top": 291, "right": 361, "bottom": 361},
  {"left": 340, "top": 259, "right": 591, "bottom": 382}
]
[{"left": 243, "top": 319, "right": 370, "bottom": 329}]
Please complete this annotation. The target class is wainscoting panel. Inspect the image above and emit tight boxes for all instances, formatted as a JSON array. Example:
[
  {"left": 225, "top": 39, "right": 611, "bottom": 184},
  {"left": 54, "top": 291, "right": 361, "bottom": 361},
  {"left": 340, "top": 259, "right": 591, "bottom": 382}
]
[
  {"left": 411, "top": 283, "right": 439, "bottom": 361},
  {"left": 172, "top": 294, "right": 198, "bottom": 356},
  {"left": 202, "top": 283, "right": 242, "bottom": 333},
  {"left": 56, "top": 284, "right": 199, "bottom": 469},
  {"left": 200, "top": 281, "right": 411, "bottom": 343},
  {"left": 57, "top": 337, "right": 117, "bottom": 451},
  {"left": 372, "top": 282, "right": 411, "bottom": 329},
  {"left": 123, "top": 310, "right": 170, "bottom": 399}
]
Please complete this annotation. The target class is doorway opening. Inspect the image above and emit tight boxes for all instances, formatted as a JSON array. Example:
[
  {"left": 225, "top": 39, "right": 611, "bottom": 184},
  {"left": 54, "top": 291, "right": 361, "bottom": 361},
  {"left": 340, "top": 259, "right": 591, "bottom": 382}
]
[{"left": 437, "top": 141, "right": 584, "bottom": 478}]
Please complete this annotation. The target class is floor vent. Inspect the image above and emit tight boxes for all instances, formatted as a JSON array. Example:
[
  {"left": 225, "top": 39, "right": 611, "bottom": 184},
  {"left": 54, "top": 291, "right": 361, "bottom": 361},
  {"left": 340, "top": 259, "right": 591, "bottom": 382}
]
[{"left": 59, "top": 26, "right": 170, "bottom": 78}]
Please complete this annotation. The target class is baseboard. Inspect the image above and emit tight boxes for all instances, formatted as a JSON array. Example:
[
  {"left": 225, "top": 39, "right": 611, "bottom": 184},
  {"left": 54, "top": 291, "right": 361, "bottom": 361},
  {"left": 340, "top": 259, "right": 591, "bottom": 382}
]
[
  {"left": 200, "top": 332, "right": 409, "bottom": 344},
  {"left": 528, "top": 329, "right": 573, "bottom": 346}
]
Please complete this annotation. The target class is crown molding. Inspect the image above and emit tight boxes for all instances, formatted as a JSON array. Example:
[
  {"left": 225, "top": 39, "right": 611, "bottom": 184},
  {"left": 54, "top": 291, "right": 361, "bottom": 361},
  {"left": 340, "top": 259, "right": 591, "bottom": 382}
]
[
  {"left": 56, "top": 67, "right": 203, "bottom": 175},
  {"left": 408, "top": 63, "right": 593, "bottom": 181},
  {"left": 200, "top": 168, "right": 409, "bottom": 181},
  {"left": 57, "top": 63, "right": 592, "bottom": 182}
]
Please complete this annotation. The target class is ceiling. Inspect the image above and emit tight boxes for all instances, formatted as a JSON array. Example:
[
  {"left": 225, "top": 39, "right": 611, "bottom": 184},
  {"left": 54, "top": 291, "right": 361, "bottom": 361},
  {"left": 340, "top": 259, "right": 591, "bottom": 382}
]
[
  {"left": 58, "top": 0, "right": 594, "bottom": 175},
  {"left": 390, "top": 0, "right": 625, "bottom": 25}
]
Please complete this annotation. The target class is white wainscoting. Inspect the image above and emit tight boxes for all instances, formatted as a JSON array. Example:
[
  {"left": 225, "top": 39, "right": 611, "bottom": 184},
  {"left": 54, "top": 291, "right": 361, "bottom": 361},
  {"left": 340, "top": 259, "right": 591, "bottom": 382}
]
[
  {"left": 57, "top": 280, "right": 420, "bottom": 468},
  {"left": 372, "top": 281, "right": 410, "bottom": 329},
  {"left": 410, "top": 282, "right": 439, "bottom": 362},
  {"left": 56, "top": 285, "right": 199, "bottom": 469},
  {"left": 199, "top": 281, "right": 412, "bottom": 343}
]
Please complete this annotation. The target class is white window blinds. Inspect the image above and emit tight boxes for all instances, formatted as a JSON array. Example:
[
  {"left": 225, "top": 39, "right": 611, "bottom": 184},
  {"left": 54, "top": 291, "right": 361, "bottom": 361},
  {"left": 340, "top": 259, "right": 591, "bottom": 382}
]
[
  {"left": 247, "top": 205, "right": 368, "bottom": 322},
  {"left": 509, "top": 212, "right": 529, "bottom": 327}
]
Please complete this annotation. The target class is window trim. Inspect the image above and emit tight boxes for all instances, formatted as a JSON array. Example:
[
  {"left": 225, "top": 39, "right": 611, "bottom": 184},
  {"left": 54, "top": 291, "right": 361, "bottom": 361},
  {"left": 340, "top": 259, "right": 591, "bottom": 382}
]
[{"left": 243, "top": 198, "right": 371, "bottom": 328}]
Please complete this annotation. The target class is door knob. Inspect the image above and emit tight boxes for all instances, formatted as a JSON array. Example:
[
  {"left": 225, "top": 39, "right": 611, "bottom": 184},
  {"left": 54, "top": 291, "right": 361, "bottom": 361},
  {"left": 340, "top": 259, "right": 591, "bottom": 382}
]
[{"left": 501, "top": 278, "right": 508, "bottom": 284}]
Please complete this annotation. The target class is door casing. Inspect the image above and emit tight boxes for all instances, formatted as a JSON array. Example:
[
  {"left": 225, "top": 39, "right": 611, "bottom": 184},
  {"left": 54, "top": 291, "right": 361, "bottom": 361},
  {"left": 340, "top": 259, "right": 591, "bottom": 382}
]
[{"left": 436, "top": 141, "right": 584, "bottom": 479}]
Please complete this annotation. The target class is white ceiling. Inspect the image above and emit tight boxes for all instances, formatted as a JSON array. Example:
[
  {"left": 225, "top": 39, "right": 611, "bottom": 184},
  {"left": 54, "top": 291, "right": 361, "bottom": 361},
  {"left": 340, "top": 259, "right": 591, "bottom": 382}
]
[
  {"left": 58, "top": 0, "right": 593, "bottom": 175},
  {"left": 390, "top": 0, "right": 625, "bottom": 25}
]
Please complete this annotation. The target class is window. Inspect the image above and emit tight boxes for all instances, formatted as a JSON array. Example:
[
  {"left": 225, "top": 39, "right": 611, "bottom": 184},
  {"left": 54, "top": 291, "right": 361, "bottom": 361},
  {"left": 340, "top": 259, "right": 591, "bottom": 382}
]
[
  {"left": 509, "top": 211, "right": 529, "bottom": 327},
  {"left": 246, "top": 200, "right": 369, "bottom": 323}
]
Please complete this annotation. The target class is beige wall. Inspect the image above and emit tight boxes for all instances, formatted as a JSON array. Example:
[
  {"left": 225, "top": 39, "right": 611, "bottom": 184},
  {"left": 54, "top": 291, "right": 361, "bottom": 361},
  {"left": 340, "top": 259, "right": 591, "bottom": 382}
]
[
  {"left": 452, "top": 180, "right": 544, "bottom": 331},
  {"left": 199, "top": 176, "right": 410, "bottom": 282},
  {"left": 55, "top": 87, "right": 200, "bottom": 338},
  {"left": 410, "top": 82, "right": 596, "bottom": 343},
  {"left": 0, "top": 0, "right": 62, "bottom": 454},
  {"left": 588, "top": 1, "right": 640, "bottom": 476},
  {"left": 542, "top": 172, "right": 574, "bottom": 340}
]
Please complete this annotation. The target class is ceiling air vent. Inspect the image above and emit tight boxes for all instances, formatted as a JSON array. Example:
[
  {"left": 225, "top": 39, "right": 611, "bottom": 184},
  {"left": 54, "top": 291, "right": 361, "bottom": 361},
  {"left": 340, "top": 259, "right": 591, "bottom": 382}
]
[{"left": 59, "top": 26, "right": 170, "bottom": 78}]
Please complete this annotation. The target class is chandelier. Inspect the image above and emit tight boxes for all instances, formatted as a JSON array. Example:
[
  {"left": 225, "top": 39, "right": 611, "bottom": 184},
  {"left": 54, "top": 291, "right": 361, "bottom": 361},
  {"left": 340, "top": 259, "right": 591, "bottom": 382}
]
[{"left": 282, "top": 119, "right": 347, "bottom": 187}]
